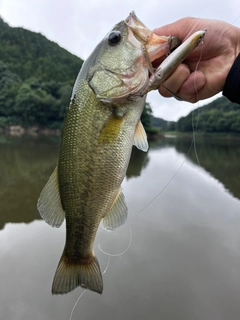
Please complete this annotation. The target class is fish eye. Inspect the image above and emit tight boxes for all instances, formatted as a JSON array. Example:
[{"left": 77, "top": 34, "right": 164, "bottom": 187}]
[{"left": 108, "top": 31, "right": 122, "bottom": 46}]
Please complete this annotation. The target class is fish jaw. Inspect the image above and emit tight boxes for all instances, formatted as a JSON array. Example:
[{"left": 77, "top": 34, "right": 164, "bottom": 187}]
[
  {"left": 125, "top": 11, "right": 180, "bottom": 63},
  {"left": 146, "top": 34, "right": 181, "bottom": 63}
]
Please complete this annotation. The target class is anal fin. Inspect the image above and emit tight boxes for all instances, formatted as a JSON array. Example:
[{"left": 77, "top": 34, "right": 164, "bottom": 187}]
[{"left": 102, "top": 188, "right": 128, "bottom": 231}]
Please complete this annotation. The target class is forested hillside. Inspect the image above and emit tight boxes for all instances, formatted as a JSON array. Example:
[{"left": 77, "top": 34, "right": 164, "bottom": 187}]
[
  {"left": 174, "top": 97, "right": 240, "bottom": 134},
  {"left": 0, "top": 17, "right": 83, "bottom": 129}
]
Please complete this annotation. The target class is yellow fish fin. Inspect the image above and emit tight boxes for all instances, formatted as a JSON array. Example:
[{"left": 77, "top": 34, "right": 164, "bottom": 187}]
[
  {"left": 102, "top": 188, "right": 128, "bottom": 231},
  {"left": 37, "top": 166, "right": 65, "bottom": 228},
  {"left": 133, "top": 120, "right": 148, "bottom": 152},
  {"left": 52, "top": 250, "right": 103, "bottom": 295}
]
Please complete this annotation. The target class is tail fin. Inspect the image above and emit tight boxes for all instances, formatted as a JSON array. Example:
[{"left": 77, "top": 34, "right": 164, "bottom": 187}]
[{"left": 52, "top": 251, "right": 103, "bottom": 295}]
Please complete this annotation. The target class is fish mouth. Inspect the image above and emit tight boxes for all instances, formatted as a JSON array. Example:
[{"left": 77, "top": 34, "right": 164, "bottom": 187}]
[
  {"left": 119, "top": 12, "right": 180, "bottom": 99},
  {"left": 125, "top": 11, "right": 180, "bottom": 64}
]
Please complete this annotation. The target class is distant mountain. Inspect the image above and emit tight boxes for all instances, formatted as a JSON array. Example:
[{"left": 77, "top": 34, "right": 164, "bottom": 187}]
[
  {"left": 0, "top": 17, "right": 83, "bottom": 82},
  {"left": 150, "top": 115, "right": 175, "bottom": 131},
  {"left": 174, "top": 96, "right": 240, "bottom": 134}
]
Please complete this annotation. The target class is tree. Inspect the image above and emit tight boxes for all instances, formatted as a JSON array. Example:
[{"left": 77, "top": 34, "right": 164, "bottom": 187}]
[
  {"left": 0, "top": 61, "right": 22, "bottom": 118},
  {"left": 141, "top": 102, "right": 159, "bottom": 134},
  {"left": 14, "top": 79, "right": 58, "bottom": 126}
]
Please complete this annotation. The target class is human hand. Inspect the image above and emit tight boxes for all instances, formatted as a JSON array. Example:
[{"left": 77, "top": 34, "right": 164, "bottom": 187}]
[{"left": 154, "top": 17, "right": 240, "bottom": 102}]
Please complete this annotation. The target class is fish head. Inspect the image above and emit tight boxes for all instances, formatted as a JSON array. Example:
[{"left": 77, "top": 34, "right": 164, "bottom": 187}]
[
  {"left": 85, "top": 19, "right": 149, "bottom": 103},
  {"left": 84, "top": 12, "right": 178, "bottom": 103}
]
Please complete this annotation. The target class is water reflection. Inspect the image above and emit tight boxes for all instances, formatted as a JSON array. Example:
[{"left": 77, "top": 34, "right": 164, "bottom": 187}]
[
  {"left": 0, "top": 135, "right": 60, "bottom": 229},
  {"left": 126, "top": 146, "right": 149, "bottom": 179},
  {"left": 164, "top": 136, "right": 240, "bottom": 200},
  {"left": 1, "top": 134, "right": 240, "bottom": 320},
  {"left": 1, "top": 134, "right": 240, "bottom": 229}
]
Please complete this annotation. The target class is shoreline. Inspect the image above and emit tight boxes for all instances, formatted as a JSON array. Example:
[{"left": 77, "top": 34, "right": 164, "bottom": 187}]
[
  {"left": 163, "top": 132, "right": 240, "bottom": 140},
  {"left": 1, "top": 126, "right": 240, "bottom": 141},
  {"left": 0, "top": 125, "right": 61, "bottom": 136}
]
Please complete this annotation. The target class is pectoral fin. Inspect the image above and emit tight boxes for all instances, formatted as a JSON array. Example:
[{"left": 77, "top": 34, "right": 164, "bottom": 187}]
[
  {"left": 102, "top": 188, "right": 128, "bottom": 231},
  {"left": 37, "top": 166, "right": 65, "bottom": 228},
  {"left": 133, "top": 120, "right": 148, "bottom": 152}
]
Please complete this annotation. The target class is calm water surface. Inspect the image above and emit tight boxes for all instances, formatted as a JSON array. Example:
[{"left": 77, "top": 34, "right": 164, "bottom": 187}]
[{"left": 1, "top": 134, "right": 240, "bottom": 320}]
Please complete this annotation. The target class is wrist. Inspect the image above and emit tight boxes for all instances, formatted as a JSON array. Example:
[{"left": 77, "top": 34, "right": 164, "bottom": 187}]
[
  {"left": 222, "top": 53, "right": 240, "bottom": 104},
  {"left": 235, "top": 26, "right": 240, "bottom": 59}
]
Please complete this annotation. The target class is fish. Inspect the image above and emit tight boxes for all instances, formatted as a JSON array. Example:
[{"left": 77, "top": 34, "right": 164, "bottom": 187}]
[{"left": 37, "top": 11, "right": 206, "bottom": 295}]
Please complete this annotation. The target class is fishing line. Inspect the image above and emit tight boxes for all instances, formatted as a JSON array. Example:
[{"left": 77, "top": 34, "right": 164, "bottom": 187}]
[
  {"left": 232, "top": 13, "right": 240, "bottom": 25},
  {"left": 98, "top": 226, "right": 132, "bottom": 257},
  {"left": 191, "top": 39, "right": 204, "bottom": 168},
  {"left": 69, "top": 228, "right": 132, "bottom": 318},
  {"left": 139, "top": 157, "right": 187, "bottom": 212},
  {"left": 139, "top": 38, "right": 205, "bottom": 213},
  {"left": 102, "top": 255, "right": 111, "bottom": 274},
  {"left": 69, "top": 227, "right": 131, "bottom": 320},
  {"left": 68, "top": 256, "right": 110, "bottom": 320},
  {"left": 69, "top": 290, "right": 86, "bottom": 320},
  {"left": 69, "top": 227, "right": 131, "bottom": 318}
]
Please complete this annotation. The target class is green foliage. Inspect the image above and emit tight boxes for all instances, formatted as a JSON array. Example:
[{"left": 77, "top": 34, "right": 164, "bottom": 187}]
[
  {"left": 151, "top": 115, "right": 176, "bottom": 131},
  {"left": 14, "top": 80, "right": 55, "bottom": 126},
  {"left": 141, "top": 102, "right": 159, "bottom": 134},
  {"left": 0, "top": 62, "right": 73, "bottom": 128},
  {"left": 0, "top": 61, "right": 22, "bottom": 116},
  {"left": 141, "top": 102, "right": 152, "bottom": 129},
  {"left": 176, "top": 97, "right": 240, "bottom": 134},
  {"left": 0, "top": 17, "right": 82, "bottom": 128}
]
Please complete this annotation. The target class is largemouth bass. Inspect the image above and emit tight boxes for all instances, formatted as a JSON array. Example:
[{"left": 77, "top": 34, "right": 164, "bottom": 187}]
[{"left": 37, "top": 12, "right": 206, "bottom": 295}]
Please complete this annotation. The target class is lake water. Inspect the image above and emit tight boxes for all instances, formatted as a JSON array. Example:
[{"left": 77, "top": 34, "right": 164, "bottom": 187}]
[{"left": 1, "top": 133, "right": 240, "bottom": 320}]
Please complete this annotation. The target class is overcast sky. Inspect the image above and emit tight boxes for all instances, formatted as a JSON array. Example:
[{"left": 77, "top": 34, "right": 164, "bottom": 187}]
[{"left": 0, "top": 0, "right": 239, "bottom": 120}]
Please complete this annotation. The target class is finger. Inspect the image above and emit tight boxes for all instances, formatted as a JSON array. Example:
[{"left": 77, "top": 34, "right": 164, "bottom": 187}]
[
  {"left": 158, "top": 64, "right": 190, "bottom": 97},
  {"left": 178, "top": 70, "right": 206, "bottom": 102}
]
